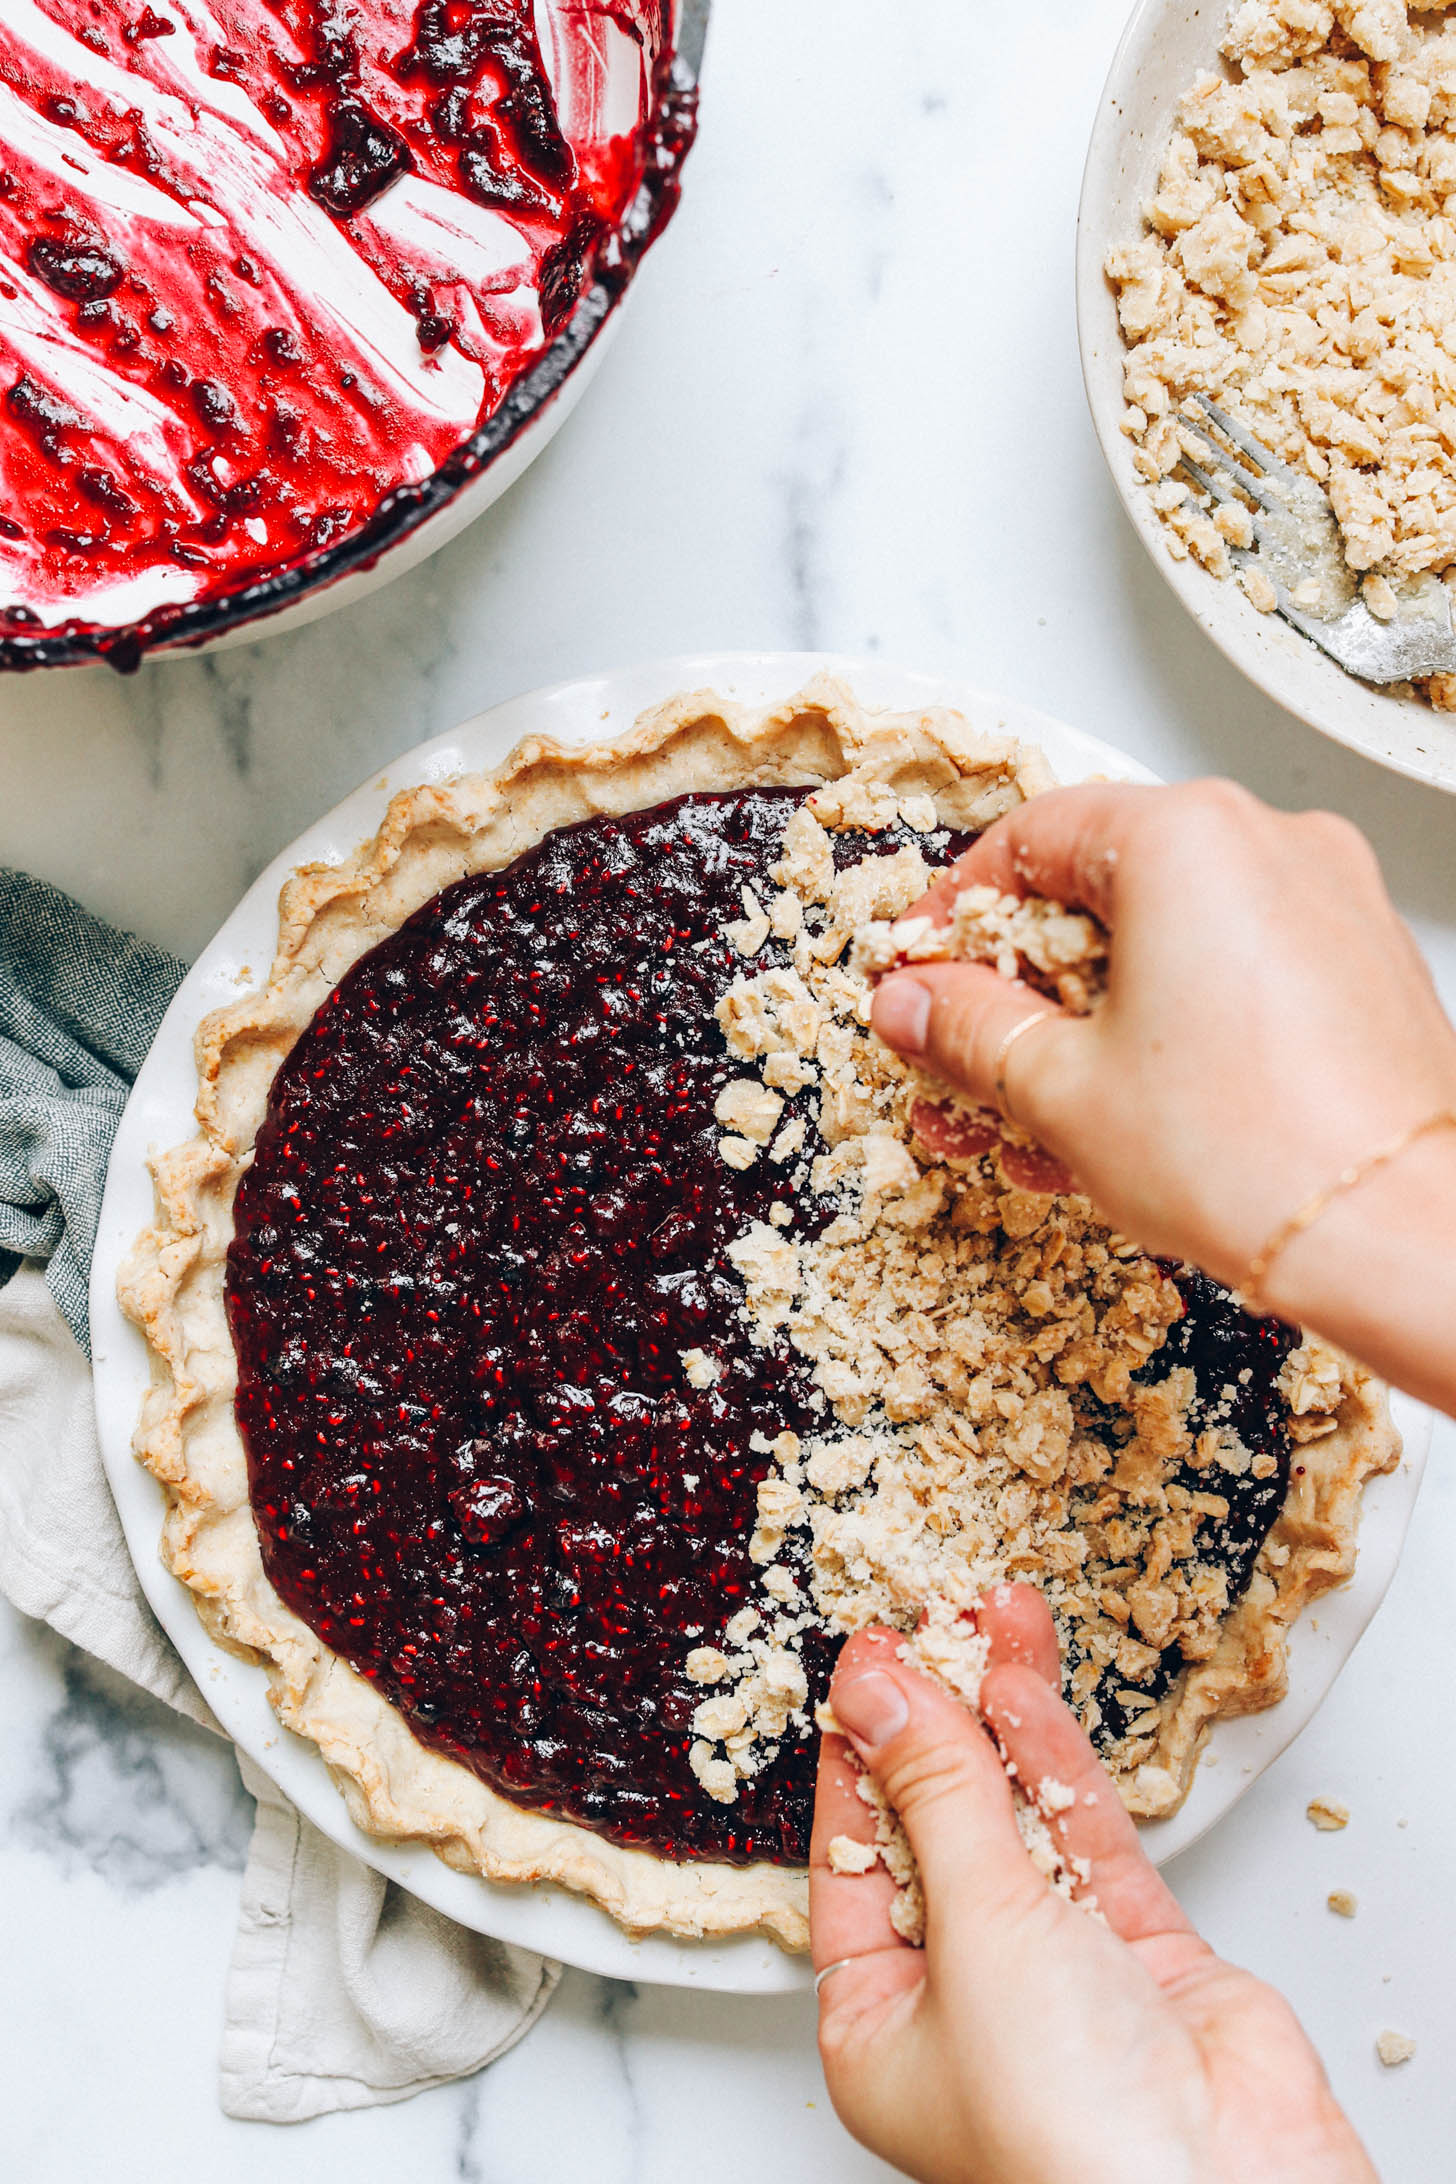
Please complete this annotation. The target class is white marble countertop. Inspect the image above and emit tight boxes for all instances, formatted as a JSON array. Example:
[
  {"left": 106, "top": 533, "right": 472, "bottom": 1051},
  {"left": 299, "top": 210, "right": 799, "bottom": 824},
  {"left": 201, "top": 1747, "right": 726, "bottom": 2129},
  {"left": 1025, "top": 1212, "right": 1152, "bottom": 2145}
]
[{"left": 2, "top": 1, "right": 1453, "bottom": 2174}]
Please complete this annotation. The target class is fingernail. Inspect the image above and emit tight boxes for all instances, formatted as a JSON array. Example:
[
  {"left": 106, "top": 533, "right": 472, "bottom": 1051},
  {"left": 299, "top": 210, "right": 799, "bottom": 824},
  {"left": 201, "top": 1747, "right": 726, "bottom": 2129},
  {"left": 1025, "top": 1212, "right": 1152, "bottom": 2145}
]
[
  {"left": 831, "top": 1670, "right": 909, "bottom": 1751},
  {"left": 873, "top": 976, "right": 932, "bottom": 1056}
]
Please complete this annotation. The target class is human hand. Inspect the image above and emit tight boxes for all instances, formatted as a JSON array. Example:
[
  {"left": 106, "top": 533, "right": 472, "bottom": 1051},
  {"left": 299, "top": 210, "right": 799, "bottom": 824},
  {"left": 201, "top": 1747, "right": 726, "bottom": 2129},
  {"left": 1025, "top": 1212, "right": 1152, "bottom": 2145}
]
[
  {"left": 811, "top": 1585, "right": 1376, "bottom": 2184},
  {"left": 869, "top": 781, "right": 1456, "bottom": 1307}
]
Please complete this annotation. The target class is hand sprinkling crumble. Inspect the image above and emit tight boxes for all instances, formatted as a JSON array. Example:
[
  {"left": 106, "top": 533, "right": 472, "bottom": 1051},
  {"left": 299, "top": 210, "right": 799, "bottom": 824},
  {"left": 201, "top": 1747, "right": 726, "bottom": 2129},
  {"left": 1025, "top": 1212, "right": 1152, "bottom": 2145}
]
[{"left": 807, "top": 769, "right": 1456, "bottom": 2184}]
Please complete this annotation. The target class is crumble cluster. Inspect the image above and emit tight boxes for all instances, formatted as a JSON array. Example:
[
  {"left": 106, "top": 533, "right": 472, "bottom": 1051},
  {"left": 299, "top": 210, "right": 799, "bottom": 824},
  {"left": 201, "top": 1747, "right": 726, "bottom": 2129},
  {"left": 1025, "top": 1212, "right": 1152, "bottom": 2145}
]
[
  {"left": 852, "top": 884, "right": 1108, "bottom": 1016},
  {"left": 1105, "top": 0, "right": 1456, "bottom": 704},
  {"left": 680, "top": 771, "right": 1346, "bottom": 1935}
]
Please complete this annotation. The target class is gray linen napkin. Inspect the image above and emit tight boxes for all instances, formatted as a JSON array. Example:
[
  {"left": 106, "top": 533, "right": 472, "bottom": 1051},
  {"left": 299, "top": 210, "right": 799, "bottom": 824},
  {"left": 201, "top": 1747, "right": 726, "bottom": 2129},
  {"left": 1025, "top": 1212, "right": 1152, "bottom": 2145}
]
[
  {"left": 0, "top": 871, "right": 558, "bottom": 2121},
  {"left": 0, "top": 867, "right": 178, "bottom": 1351}
]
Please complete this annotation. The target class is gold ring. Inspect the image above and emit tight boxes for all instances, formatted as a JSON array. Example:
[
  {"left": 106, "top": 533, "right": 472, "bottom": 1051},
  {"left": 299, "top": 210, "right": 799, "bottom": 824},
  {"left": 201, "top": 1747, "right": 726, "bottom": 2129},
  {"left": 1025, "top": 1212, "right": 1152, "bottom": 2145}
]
[
  {"left": 814, "top": 1957, "right": 858, "bottom": 1997},
  {"left": 991, "top": 1010, "right": 1055, "bottom": 1126}
]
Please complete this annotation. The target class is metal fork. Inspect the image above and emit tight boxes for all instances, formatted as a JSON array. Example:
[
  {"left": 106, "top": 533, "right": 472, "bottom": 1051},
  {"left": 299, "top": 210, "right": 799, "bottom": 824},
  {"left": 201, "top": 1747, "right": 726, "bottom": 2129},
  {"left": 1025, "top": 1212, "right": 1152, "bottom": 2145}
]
[{"left": 1175, "top": 393, "right": 1456, "bottom": 683}]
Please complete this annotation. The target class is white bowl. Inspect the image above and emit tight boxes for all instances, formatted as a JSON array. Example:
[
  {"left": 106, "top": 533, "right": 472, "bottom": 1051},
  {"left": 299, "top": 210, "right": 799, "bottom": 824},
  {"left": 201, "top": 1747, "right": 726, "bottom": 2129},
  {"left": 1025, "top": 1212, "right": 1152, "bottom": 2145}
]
[
  {"left": 1077, "top": 0, "right": 1456, "bottom": 794},
  {"left": 88, "top": 653, "right": 1433, "bottom": 1989}
]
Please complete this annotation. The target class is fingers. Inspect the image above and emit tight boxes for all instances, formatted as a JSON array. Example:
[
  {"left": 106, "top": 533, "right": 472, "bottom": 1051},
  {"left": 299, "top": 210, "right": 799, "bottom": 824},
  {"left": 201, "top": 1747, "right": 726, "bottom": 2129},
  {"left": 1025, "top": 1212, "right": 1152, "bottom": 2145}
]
[
  {"left": 810, "top": 1715, "right": 912, "bottom": 1973},
  {"left": 812, "top": 1598, "right": 1058, "bottom": 1977},
  {"left": 973, "top": 1586, "right": 1184, "bottom": 1940},
  {"left": 972, "top": 1581, "right": 1061, "bottom": 1687},
  {"left": 871, "top": 786, "right": 1139, "bottom": 1149},
  {"left": 809, "top": 1721, "right": 926, "bottom": 2051},
  {"left": 818, "top": 1594, "right": 1193, "bottom": 1965},
  {"left": 808, "top": 1738, "right": 931, "bottom": 2184},
  {"left": 907, "top": 1099, "right": 1000, "bottom": 1162},
  {"left": 921, "top": 783, "right": 1155, "bottom": 925},
  {"left": 977, "top": 1662, "right": 1195, "bottom": 1946},
  {"left": 908, "top": 1094, "right": 1075, "bottom": 1194},
  {"left": 997, "top": 1140, "right": 1076, "bottom": 1194},
  {"left": 871, "top": 960, "right": 1088, "bottom": 1141},
  {"left": 828, "top": 1629, "right": 1046, "bottom": 1947}
]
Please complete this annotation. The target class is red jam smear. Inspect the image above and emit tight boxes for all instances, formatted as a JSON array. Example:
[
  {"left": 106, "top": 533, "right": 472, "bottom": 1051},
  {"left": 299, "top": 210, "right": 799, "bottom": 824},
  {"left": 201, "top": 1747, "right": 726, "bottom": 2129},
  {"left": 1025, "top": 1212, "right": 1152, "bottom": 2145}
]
[
  {"left": 227, "top": 790, "right": 1293, "bottom": 1863},
  {"left": 0, "top": 1, "right": 678, "bottom": 636}
]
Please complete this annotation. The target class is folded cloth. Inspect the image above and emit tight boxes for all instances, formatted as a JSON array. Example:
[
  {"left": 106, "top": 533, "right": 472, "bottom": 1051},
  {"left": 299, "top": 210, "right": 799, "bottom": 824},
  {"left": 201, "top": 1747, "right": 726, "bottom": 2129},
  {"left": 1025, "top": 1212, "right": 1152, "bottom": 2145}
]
[
  {"left": 0, "top": 866, "right": 182, "bottom": 1352},
  {"left": 0, "top": 872, "right": 558, "bottom": 2121}
]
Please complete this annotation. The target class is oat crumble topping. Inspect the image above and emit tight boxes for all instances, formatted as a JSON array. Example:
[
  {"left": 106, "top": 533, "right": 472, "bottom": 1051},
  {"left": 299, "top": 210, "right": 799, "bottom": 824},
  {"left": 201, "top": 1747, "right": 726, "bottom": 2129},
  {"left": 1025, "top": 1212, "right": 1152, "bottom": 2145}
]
[
  {"left": 1308, "top": 1793, "right": 1352, "bottom": 1829},
  {"left": 686, "top": 772, "right": 1346, "bottom": 1930},
  {"left": 1106, "top": 0, "right": 1456, "bottom": 706},
  {"left": 853, "top": 887, "right": 1108, "bottom": 1016}
]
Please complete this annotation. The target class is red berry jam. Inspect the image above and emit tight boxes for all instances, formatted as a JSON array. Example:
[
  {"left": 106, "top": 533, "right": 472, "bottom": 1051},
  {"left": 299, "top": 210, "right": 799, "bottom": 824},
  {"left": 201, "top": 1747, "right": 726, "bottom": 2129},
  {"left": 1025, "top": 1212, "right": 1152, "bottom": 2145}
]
[
  {"left": 227, "top": 789, "right": 1293, "bottom": 1864},
  {"left": 0, "top": 1, "right": 693, "bottom": 665}
]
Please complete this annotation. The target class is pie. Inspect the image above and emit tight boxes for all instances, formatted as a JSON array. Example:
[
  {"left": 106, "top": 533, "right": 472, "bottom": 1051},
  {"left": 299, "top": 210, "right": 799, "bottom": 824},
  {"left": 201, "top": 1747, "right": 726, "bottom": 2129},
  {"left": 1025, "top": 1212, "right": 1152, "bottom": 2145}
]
[
  {"left": 0, "top": 0, "right": 692, "bottom": 666},
  {"left": 120, "top": 680, "right": 1401, "bottom": 1949}
]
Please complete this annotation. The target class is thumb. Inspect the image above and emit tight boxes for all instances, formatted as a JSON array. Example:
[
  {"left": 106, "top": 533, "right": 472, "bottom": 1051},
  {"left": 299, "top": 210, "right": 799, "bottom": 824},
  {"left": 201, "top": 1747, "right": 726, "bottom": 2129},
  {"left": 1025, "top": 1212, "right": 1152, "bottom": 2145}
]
[
  {"left": 871, "top": 961, "right": 1085, "bottom": 1141},
  {"left": 829, "top": 1630, "right": 1050, "bottom": 1944}
]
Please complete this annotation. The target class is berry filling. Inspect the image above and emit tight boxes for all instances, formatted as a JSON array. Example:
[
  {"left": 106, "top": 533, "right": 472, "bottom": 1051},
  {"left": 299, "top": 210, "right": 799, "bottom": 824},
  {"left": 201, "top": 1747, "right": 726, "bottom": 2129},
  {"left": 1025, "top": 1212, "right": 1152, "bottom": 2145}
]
[{"left": 227, "top": 789, "right": 1294, "bottom": 1866}]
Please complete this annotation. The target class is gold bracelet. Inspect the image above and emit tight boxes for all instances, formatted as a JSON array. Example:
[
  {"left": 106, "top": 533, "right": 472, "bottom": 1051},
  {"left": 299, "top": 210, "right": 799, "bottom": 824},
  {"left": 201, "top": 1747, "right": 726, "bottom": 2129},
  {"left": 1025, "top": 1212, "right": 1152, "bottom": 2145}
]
[{"left": 1241, "top": 1105, "right": 1456, "bottom": 1314}]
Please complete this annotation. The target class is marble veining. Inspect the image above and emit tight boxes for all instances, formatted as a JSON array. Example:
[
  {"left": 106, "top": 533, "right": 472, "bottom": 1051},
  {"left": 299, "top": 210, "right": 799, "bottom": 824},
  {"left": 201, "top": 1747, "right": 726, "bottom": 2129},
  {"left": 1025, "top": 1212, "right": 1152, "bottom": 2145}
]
[
  {"left": 597, "top": 1980, "right": 645, "bottom": 2164},
  {"left": 453, "top": 2072, "right": 490, "bottom": 2184},
  {"left": 197, "top": 657, "right": 259, "bottom": 786},
  {"left": 781, "top": 441, "right": 834, "bottom": 654},
  {"left": 0, "top": 1, "right": 1454, "bottom": 2176},
  {"left": 8, "top": 1623, "right": 251, "bottom": 1890},
  {"left": 452, "top": 1974, "right": 660, "bottom": 2184},
  {"left": 122, "top": 672, "right": 168, "bottom": 796}
]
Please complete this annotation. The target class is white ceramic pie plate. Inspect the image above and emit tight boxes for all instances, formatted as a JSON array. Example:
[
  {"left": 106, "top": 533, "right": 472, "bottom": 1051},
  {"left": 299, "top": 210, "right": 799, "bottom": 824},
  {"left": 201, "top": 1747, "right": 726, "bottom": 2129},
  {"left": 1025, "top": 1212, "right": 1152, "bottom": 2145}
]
[
  {"left": 89, "top": 653, "right": 1433, "bottom": 1993},
  {"left": 1077, "top": 0, "right": 1456, "bottom": 793}
]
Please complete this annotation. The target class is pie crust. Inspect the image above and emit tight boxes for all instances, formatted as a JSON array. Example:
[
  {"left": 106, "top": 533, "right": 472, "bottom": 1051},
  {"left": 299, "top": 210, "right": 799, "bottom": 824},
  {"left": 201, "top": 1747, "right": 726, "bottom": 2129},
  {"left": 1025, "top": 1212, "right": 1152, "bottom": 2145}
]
[{"left": 119, "top": 678, "right": 1401, "bottom": 1948}]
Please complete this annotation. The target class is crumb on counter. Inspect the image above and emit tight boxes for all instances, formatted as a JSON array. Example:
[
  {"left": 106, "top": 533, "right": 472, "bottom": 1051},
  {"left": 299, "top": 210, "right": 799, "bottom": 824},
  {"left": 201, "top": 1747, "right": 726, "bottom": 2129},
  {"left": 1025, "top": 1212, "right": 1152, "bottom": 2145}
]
[
  {"left": 1377, "top": 2029, "right": 1417, "bottom": 2067},
  {"left": 1308, "top": 1795, "right": 1351, "bottom": 1831},
  {"left": 1327, "top": 1888, "right": 1358, "bottom": 1918}
]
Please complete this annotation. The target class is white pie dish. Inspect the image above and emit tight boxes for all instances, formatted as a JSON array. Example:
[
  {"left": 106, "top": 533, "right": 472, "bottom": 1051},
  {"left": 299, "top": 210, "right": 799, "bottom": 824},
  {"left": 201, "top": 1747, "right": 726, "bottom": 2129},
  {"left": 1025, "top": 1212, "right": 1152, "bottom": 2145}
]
[
  {"left": 88, "top": 651, "right": 1434, "bottom": 1992},
  {"left": 1076, "top": 0, "right": 1456, "bottom": 795}
]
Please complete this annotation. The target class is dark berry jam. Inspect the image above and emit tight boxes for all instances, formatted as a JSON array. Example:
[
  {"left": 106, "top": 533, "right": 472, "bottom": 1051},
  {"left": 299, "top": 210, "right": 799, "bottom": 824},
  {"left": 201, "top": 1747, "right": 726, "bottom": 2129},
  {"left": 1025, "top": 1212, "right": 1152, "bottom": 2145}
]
[
  {"left": 227, "top": 790, "right": 1295, "bottom": 1864},
  {"left": 1083, "top": 1267, "right": 1295, "bottom": 1750},
  {"left": 230, "top": 790, "right": 847, "bottom": 1863}
]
